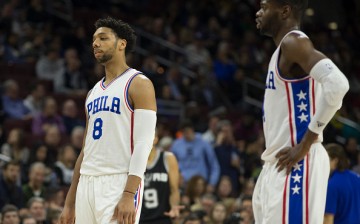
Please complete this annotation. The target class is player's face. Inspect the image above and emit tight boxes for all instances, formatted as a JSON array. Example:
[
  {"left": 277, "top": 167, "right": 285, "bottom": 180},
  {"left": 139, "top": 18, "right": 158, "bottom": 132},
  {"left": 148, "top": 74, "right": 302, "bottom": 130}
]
[
  {"left": 92, "top": 27, "right": 118, "bottom": 64},
  {"left": 255, "top": 0, "right": 281, "bottom": 37}
]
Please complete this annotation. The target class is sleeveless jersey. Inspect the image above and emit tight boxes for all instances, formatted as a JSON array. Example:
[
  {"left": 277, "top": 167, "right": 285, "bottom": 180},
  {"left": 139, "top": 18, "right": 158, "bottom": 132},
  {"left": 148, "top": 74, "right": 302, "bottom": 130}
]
[
  {"left": 262, "top": 30, "right": 323, "bottom": 162},
  {"left": 80, "top": 68, "right": 142, "bottom": 175},
  {"left": 140, "top": 150, "right": 171, "bottom": 224}
]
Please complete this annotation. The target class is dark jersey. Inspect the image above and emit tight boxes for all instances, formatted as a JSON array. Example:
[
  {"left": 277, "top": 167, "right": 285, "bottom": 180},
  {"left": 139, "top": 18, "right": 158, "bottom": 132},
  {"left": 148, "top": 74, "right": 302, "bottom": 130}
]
[{"left": 140, "top": 150, "right": 172, "bottom": 224}]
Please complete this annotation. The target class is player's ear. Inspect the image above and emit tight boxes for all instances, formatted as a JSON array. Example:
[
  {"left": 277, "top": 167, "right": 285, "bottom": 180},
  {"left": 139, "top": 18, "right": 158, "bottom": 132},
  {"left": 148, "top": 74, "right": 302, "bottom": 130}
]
[
  {"left": 281, "top": 5, "right": 291, "bottom": 19},
  {"left": 118, "top": 39, "right": 127, "bottom": 51}
]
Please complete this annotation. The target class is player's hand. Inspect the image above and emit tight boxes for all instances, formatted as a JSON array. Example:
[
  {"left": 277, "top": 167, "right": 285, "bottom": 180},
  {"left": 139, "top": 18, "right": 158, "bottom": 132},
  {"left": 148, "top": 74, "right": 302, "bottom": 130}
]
[
  {"left": 275, "top": 143, "right": 309, "bottom": 175},
  {"left": 59, "top": 205, "right": 75, "bottom": 224},
  {"left": 111, "top": 192, "right": 136, "bottom": 224},
  {"left": 164, "top": 205, "right": 185, "bottom": 218}
]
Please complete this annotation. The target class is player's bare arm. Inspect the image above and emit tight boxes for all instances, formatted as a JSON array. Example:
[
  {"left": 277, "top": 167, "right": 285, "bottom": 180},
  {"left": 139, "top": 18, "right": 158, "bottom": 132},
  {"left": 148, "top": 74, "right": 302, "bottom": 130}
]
[
  {"left": 276, "top": 34, "right": 349, "bottom": 174},
  {"left": 112, "top": 75, "right": 157, "bottom": 224},
  {"left": 323, "top": 214, "right": 334, "bottom": 224},
  {"left": 164, "top": 152, "right": 184, "bottom": 218}
]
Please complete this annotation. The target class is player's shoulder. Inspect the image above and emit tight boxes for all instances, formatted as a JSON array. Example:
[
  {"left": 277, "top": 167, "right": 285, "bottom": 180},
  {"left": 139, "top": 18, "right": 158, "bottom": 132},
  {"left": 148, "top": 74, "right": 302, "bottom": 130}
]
[
  {"left": 164, "top": 151, "right": 176, "bottom": 158},
  {"left": 281, "top": 31, "right": 312, "bottom": 50}
]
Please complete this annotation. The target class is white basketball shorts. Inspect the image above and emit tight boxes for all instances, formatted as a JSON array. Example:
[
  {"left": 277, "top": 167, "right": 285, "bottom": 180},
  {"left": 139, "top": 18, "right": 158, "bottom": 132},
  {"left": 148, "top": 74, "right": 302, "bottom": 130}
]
[
  {"left": 252, "top": 143, "right": 330, "bottom": 224},
  {"left": 75, "top": 174, "right": 144, "bottom": 224}
]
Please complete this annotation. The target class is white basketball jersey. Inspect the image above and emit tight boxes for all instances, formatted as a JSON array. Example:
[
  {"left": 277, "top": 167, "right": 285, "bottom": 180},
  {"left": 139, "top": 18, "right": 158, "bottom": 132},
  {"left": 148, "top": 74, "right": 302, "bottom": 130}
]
[
  {"left": 81, "top": 68, "right": 142, "bottom": 175},
  {"left": 262, "top": 31, "right": 323, "bottom": 162}
]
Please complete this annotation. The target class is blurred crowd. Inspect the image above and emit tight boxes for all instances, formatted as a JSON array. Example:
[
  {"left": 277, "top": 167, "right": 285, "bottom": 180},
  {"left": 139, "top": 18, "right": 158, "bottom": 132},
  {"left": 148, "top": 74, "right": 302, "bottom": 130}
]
[{"left": 0, "top": 0, "right": 359, "bottom": 223}]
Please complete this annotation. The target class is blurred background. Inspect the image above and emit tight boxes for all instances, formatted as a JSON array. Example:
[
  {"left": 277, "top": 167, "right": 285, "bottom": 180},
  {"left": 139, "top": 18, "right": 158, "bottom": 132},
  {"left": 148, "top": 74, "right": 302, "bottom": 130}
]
[{"left": 0, "top": 0, "right": 359, "bottom": 223}]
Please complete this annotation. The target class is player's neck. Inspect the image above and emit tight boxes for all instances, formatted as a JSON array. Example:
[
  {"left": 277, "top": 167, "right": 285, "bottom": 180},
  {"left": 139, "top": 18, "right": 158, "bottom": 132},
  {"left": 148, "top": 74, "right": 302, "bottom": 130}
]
[
  {"left": 104, "top": 59, "right": 129, "bottom": 85},
  {"left": 273, "top": 23, "right": 300, "bottom": 46}
]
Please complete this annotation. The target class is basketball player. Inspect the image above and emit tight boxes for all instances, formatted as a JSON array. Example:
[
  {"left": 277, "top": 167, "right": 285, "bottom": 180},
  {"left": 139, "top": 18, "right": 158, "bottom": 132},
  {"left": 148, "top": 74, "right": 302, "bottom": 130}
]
[
  {"left": 59, "top": 17, "right": 157, "bottom": 224},
  {"left": 253, "top": 0, "right": 349, "bottom": 223},
  {"left": 139, "top": 132, "right": 184, "bottom": 224}
]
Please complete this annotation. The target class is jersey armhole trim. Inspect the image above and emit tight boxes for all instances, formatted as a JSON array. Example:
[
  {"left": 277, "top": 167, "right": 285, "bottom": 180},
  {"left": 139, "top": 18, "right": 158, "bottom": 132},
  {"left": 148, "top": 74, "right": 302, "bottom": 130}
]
[{"left": 124, "top": 72, "right": 142, "bottom": 112}]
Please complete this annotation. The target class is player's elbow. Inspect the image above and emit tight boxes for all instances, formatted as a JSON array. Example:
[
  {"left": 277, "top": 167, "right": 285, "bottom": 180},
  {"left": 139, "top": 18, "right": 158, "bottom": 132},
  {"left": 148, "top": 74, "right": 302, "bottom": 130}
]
[{"left": 324, "top": 73, "right": 349, "bottom": 107}]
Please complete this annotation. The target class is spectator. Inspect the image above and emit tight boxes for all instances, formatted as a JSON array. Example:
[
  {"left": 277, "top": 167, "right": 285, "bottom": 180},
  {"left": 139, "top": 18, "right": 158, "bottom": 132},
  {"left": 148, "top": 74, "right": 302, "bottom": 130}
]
[
  {"left": 202, "top": 115, "right": 220, "bottom": 146},
  {"left": 214, "top": 120, "right": 240, "bottom": 195},
  {"left": 2, "top": 33, "right": 23, "bottom": 63},
  {"left": 21, "top": 214, "right": 37, "bottom": 224},
  {"left": 184, "top": 175, "right": 207, "bottom": 206},
  {"left": 69, "top": 126, "right": 85, "bottom": 155},
  {"left": 27, "top": 197, "right": 48, "bottom": 224},
  {"left": 215, "top": 176, "right": 236, "bottom": 209},
  {"left": 23, "top": 82, "right": 46, "bottom": 116},
  {"left": 185, "top": 32, "right": 212, "bottom": 73},
  {"left": 61, "top": 99, "right": 84, "bottom": 135},
  {"left": 239, "top": 195, "right": 254, "bottom": 224},
  {"left": 44, "top": 187, "right": 64, "bottom": 212},
  {"left": 54, "top": 145, "right": 76, "bottom": 186},
  {"left": 209, "top": 202, "right": 227, "bottom": 224},
  {"left": 1, "top": 204, "right": 20, "bottom": 224},
  {"left": 1, "top": 128, "right": 30, "bottom": 165},
  {"left": 26, "top": 0, "right": 49, "bottom": 25},
  {"left": 165, "top": 66, "right": 186, "bottom": 102},
  {"left": 213, "top": 42, "right": 237, "bottom": 89},
  {"left": 32, "top": 97, "right": 66, "bottom": 136},
  {"left": 54, "top": 55, "right": 87, "bottom": 95},
  {"left": 182, "top": 212, "right": 203, "bottom": 224},
  {"left": 344, "top": 137, "right": 359, "bottom": 167},
  {"left": 191, "top": 193, "right": 217, "bottom": 223},
  {"left": 171, "top": 120, "right": 220, "bottom": 193},
  {"left": 27, "top": 144, "right": 50, "bottom": 169},
  {"left": 35, "top": 48, "right": 64, "bottom": 82},
  {"left": 46, "top": 209, "right": 61, "bottom": 224},
  {"left": 42, "top": 125, "right": 62, "bottom": 165},
  {"left": 1, "top": 79, "right": 32, "bottom": 120},
  {"left": 324, "top": 143, "right": 360, "bottom": 224},
  {"left": 22, "top": 162, "right": 47, "bottom": 203},
  {"left": 0, "top": 160, "right": 24, "bottom": 209},
  {"left": 190, "top": 75, "right": 223, "bottom": 109}
]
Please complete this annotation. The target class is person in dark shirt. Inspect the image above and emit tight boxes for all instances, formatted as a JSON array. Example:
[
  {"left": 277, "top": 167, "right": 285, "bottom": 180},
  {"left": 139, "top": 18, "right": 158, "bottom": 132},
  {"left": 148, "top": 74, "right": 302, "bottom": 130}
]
[
  {"left": 140, "top": 131, "right": 183, "bottom": 224},
  {"left": 0, "top": 160, "right": 24, "bottom": 209}
]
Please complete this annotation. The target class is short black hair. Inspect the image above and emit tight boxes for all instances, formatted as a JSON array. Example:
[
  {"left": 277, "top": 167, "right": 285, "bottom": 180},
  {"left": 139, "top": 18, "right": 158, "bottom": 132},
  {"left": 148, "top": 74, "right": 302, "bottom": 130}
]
[
  {"left": 1, "top": 204, "right": 18, "bottom": 217},
  {"left": 274, "top": 0, "right": 308, "bottom": 20},
  {"left": 95, "top": 17, "right": 137, "bottom": 53},
  {"left": 325, "top": 143, "right": 350, "bottom": 171},
  {"left": 3, "top": 160, "right": 21, "bottom": 170}
]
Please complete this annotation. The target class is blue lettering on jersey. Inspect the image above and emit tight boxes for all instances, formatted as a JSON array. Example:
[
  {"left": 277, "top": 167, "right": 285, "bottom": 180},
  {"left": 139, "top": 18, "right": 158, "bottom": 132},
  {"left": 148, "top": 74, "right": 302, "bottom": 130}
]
[
  {"left": 110, "top": 97, "right": 121, "bottom": 114},
  {"left": 102, "top": 96, "right": 110, "bottom": 111},
  {"left": 93, "top": 97, "right": 100, "bottom": 113},
  {"left": 265, "top": 71, "right": 276, "bottom": 90},
  {"left": 87, "top": 96, "right": 121, "bottom": 117}
]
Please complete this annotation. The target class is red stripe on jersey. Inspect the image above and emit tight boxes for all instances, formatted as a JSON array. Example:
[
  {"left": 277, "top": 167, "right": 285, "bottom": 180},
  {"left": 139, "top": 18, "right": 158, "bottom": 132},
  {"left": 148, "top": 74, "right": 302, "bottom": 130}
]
[
  {"left": 99, "top": 79, "right": 106, "bottom": 90},
  {"left": 283, "top": 174, "right": 289, "bottom": 224},
  {"left": 311, "top": 79, "right": 315, "bottom": 115},
  {"left": 285, "top": 82, "right": 295, "bottom": 146}
]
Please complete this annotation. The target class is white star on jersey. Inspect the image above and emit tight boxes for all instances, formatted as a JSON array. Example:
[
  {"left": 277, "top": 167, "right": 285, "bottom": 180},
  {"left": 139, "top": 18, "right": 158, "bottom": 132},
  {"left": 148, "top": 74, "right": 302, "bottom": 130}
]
[
  {"left": 297, "top": 101, "right": 307, "bottom": 112},
  {"left": 293, "top": 163, "right": 302, "bottom": 171},
  {"left": 292, "top": 173, "right": 302, "bottom": 183},
  {"left": 298, "top": 113, "right": 309, "bottom": 122},
  {"left": 292, "top": 184, "right": 301, "bottom": 195},
  {"left": 297, "top": 90, "right": 307, "bottom": 100}
]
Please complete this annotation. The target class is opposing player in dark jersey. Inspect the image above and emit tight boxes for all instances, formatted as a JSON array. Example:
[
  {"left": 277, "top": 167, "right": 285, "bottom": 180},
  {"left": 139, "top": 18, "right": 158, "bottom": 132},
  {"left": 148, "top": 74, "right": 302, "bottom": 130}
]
[{"left": 140, "top": 133, "right": 183, "bottom": 224}]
